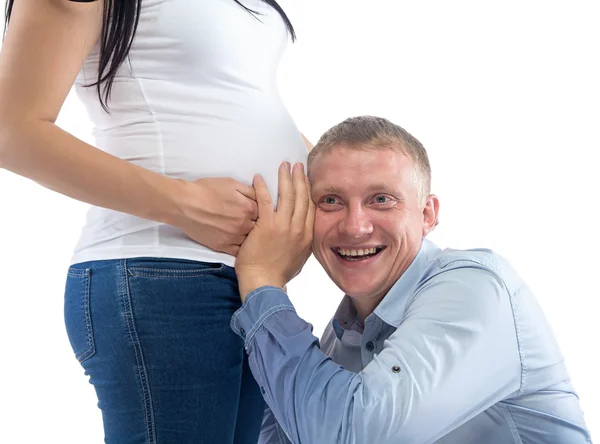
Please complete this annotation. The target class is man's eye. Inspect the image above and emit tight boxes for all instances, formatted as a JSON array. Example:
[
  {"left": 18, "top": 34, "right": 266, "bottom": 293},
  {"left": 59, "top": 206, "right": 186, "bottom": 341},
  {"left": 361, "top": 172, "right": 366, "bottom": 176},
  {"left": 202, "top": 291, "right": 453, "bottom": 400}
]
[
  {"left": 323, "top": 197, "right": 338, "bottom": 204},
  {"left": 374, "top": 195, "right": 390, "bottom": 203}
]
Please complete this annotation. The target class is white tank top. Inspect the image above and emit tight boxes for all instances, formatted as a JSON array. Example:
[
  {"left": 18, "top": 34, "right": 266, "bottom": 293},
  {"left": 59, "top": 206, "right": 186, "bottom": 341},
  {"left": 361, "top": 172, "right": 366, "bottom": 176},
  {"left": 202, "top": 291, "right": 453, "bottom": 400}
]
[{"left": 71, "top": 0, "right": 307, "bottom": 266}]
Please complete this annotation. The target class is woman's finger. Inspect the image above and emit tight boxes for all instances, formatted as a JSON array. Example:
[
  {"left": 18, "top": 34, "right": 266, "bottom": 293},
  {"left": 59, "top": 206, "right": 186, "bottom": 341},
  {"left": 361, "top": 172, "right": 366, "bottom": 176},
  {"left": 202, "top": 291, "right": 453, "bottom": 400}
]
[
  {"left": 229, "top": 234, "right": 247, "bottom": 247},
  {"left": 239, "top": 217, "right": 256, "bottom": 236},
  {"left": 276, "top": 161, "right": 295, "bottom": 220},
  {"left": 225, "top": 244, "right": 240, "bottom": 256},
  {"left": 235, "top": 181, "right": 257, "bottom": 201}
]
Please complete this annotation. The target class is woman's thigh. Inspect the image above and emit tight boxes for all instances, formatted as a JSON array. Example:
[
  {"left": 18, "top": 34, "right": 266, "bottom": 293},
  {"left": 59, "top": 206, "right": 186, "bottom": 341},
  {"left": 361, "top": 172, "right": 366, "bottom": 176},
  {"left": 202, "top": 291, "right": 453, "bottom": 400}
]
[{"left": 64, "top": 257, "right": 262, "bottom": 444}]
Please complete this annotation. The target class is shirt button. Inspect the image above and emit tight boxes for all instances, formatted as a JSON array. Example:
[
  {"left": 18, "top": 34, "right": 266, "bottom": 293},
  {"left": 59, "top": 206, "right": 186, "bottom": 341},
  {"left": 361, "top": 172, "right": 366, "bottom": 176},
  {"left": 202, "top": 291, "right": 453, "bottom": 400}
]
[
  {"left": 260, "top": 386, "right": 266, "bottom": 395},
  {"left": 240, "top": 328, "right": 246, "bottom": 338},
  {"left": 392, "top": 365, "right": 401, "bottom": 373},
  {"left": 366, "top": 341, "right": 374, "bottom": 351}
]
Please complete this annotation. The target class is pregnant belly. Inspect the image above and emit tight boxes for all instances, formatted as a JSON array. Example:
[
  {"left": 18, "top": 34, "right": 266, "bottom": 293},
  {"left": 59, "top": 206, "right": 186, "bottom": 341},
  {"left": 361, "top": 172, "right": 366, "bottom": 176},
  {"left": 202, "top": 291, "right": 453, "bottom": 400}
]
[{"left": 95, "top": 111, "right": 309, "bottom": 201}]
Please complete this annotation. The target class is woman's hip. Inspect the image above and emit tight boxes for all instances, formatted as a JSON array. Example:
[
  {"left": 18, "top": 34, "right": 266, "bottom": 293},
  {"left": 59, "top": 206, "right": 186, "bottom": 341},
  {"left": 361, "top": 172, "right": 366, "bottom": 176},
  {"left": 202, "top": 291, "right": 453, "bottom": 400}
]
[{"left": 63, "top": 257, "right": 257, "bottom": 443}]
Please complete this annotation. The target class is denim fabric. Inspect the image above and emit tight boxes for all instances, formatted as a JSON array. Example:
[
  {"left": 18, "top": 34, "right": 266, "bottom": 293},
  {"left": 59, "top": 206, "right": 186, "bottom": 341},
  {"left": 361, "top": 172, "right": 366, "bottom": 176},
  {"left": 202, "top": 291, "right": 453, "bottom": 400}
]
[{"left": 64, "top": 257, "right": 264, "bottom": 444}]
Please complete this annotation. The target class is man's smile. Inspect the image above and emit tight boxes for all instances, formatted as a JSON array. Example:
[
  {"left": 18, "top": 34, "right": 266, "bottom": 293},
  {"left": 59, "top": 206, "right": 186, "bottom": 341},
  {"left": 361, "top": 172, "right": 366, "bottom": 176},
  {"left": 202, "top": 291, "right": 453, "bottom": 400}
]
[{"left": 332, "top": 245, "right": 386, "bottom": 262}]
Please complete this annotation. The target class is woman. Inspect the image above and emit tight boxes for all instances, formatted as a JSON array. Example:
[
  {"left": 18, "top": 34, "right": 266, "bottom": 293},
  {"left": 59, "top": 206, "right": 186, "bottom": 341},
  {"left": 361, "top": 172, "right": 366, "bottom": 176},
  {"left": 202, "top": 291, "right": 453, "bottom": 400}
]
[{"left": 0, "top": 0, "right": 310, "bottom": 442}]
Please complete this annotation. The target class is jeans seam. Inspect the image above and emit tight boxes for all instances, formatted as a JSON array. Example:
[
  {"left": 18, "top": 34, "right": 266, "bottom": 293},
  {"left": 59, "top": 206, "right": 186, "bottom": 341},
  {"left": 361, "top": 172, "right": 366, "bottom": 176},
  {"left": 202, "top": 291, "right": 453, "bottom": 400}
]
[
  {"left": 67, "top": 268, "right": 88, "bottom": 277},
  {"left": 127, "top": 264, "right": 225, "bottom": 275},
  {"left": 79, "top": 269, "right": 95, "bottom": 362},
  {"left": 127, "top": 272, "right": 223, "bottom": 278},
  {"left": 119, "top": 259, "right": 156, "bottom": 444},
  {"left": 69, "top": 267, "right": 95, "bottom": 363}
]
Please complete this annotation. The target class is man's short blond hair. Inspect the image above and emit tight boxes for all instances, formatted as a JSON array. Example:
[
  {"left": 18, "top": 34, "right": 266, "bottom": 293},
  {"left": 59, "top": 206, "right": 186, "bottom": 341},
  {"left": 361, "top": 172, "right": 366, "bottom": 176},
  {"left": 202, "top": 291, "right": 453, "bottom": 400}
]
[{"left": 307, "top": 116, "right": 432, "bottom": 203}]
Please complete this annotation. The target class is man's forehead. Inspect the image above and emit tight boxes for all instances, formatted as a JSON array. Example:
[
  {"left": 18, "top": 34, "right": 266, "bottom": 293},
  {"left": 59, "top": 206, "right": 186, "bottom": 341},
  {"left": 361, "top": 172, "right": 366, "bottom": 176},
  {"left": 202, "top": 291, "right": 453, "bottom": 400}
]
[
  {"left": 309, "top": 147, "right": 414, "bottom": 194},
  {"left": 310, "top": 145, "right": 411, "bottom": 173}
]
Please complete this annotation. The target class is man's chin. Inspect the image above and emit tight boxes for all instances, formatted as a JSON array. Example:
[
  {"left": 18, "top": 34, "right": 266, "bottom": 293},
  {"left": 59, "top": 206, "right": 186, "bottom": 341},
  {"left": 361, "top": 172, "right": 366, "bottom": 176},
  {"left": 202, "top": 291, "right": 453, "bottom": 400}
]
[
  {"left": 320, "top": 257, "right": 383, "bottom": 295},
  {"left": 335, "top": 276, "right": 382, "bottom": 299}
]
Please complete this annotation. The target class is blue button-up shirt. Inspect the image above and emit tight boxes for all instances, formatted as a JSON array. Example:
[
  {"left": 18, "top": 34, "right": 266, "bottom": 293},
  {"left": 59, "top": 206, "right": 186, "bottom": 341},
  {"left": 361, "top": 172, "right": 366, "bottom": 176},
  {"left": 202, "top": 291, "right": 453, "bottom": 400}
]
[{"left": 231, "top": 239, "right": 592, "bottom": 443}]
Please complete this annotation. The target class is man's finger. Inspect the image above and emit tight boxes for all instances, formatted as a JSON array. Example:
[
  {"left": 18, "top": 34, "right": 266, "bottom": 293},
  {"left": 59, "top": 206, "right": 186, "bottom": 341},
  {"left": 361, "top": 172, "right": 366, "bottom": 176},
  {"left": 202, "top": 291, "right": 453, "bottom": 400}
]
[
  {"left": 291, "top": 163, "right": 310, "bottom": 231},
  {"left": 276, "top": 161, "right": 295, "bottom": 220},
  {"left": 253, "top": 174, "right": 274, "bottom": 223},
  {"left": 305, "top": 174, "right": 316, "bottom": 236}
]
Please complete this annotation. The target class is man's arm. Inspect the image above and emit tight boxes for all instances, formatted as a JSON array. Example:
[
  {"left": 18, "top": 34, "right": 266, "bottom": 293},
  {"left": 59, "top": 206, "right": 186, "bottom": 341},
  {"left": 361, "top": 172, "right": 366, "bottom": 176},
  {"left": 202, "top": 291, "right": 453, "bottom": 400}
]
[
  {"left": 259, "top": 406, "right": 293, "bottom": 444},
  {"left": 232, "top": 266, "right": 521, "bottom": 443}
]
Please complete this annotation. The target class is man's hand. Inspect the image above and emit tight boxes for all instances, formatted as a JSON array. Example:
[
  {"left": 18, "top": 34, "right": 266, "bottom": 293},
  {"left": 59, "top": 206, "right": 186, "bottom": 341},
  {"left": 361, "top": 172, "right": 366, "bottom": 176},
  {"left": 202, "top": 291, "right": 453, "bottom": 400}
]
[{"left": 235, "top": 162, "right": 315, "bottom": 301}]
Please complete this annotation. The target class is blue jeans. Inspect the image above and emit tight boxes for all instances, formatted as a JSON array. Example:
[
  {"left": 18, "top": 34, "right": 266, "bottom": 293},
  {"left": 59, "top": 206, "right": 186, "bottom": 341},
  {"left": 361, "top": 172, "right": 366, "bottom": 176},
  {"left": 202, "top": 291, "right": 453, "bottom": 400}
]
[{"left": 64, "top": 258, "right": 264, "bottom": 444}]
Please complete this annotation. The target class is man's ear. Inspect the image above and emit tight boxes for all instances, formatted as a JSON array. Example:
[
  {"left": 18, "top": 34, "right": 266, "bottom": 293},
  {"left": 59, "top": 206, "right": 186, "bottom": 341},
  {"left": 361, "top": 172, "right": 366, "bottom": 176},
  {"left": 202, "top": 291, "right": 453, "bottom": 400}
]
[{"left": 422, "top": 194, "right": 440, "bottom": 236}]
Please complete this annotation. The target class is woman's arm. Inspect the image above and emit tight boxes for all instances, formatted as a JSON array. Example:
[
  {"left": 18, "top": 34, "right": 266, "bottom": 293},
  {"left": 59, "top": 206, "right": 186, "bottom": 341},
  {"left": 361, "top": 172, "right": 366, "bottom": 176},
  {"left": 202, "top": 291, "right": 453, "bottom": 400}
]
[
  {"left": 301, "top": 133, "right": 313, "bottom": 152},
  {"left": 0, "top": 0, "right": 185, "bottom": 224},
  {"left": 0, "top": 0, "right": 257, "bottom": 255}
]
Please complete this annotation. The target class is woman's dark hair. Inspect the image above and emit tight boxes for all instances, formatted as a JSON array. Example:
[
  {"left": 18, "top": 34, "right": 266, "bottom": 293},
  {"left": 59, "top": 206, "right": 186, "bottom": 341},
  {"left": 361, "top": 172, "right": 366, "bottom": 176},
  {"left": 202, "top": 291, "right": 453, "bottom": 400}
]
[{"left": 4, "top": 0, "right": 295, "bottom": 111}]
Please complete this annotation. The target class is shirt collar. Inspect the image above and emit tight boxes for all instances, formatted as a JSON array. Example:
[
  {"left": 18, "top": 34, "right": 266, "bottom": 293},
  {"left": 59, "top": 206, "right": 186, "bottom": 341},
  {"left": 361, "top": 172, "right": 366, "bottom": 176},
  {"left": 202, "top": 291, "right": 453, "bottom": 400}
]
[
  {"left": 332, "top": 295, "right": 363, "bottom": 339},
  {"left": 331, "top": 238, "right": 442, "bottom": 339}
]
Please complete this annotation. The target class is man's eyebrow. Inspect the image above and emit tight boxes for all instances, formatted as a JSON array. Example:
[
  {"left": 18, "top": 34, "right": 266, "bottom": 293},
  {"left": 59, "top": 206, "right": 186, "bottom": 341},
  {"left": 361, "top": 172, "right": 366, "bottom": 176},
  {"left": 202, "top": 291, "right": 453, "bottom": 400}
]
[
  {"left": 365, "top": 184, "right": 396, "bottom": 193},
  {"left": 311, "top": 185, "right": 344, "bottom": 195},
  {"left": 311, "top": 184, "right": 403, "bottom": 195}
]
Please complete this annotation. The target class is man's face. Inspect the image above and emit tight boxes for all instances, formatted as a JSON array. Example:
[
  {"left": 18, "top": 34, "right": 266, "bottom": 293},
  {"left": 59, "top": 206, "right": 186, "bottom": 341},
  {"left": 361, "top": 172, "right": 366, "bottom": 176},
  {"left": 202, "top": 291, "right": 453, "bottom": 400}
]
[{"left": 310, "top": 145, "right": 438, "bottom": 307}]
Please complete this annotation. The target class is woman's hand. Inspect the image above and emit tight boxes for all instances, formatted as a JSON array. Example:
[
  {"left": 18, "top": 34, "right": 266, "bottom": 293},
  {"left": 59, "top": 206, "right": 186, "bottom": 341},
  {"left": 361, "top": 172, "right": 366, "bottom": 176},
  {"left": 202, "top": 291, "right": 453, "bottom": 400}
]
[
  {"left": 174, "top": 177, "right": 258, "bottom": 256},
  {"left": 235, "top": 162, "right": 315, "bottom": 301}
]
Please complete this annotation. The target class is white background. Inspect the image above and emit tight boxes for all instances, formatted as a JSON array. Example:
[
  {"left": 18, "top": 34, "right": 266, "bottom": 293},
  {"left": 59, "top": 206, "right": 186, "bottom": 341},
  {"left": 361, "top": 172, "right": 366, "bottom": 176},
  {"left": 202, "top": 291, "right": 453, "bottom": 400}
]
[{"left": 1, "top": 0, "right": 598, "bottom": 442}]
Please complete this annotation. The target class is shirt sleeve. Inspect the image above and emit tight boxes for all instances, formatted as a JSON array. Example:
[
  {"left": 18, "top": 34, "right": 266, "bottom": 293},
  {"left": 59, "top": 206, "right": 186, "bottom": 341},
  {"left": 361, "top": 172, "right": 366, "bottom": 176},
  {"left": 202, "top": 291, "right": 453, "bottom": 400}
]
[
  {"left": 231, "top": 268, "right": 522, "bottom": 444},
  {"left": 259, "top": 405, "right": 293, "bottom": 444}
]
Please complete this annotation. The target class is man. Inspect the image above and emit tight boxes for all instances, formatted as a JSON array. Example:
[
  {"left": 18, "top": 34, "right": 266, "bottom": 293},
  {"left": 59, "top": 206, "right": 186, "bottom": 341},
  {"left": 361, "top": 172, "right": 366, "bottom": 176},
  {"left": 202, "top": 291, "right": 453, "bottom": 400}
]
[{"left": 233, "top": 116, "right": 592, "bottom": 443}]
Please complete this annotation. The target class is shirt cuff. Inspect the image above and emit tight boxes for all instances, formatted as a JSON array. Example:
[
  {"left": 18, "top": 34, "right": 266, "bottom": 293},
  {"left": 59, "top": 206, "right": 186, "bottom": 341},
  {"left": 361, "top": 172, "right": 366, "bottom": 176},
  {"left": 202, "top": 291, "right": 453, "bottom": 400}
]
[{"left": 230, "top": 286, "right": 296, "bottom": 346}]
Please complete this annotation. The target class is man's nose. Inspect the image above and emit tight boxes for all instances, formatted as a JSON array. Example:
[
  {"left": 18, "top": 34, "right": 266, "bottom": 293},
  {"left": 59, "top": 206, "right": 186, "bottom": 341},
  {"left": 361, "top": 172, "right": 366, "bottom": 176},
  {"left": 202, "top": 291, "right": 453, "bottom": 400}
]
[{"left": 338, "top": 204, "right": 373, "bottom": 238}]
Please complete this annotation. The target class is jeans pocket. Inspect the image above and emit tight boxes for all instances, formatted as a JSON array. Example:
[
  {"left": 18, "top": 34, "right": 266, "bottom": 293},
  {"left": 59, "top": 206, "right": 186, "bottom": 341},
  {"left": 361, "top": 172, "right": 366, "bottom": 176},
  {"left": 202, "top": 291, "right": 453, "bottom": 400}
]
[{"left": 64, "top": 267, "right": 95, "bottom": 363}]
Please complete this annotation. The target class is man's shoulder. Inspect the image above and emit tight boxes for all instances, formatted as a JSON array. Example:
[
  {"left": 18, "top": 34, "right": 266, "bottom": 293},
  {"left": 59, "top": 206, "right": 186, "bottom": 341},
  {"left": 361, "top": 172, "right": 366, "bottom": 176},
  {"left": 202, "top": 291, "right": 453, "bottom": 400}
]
[
  {"left": 436, "top": 246, "right": 502, "bottom": 268},
  {"left": 429, "top": 246, "right": 524, "bottom": 293}
]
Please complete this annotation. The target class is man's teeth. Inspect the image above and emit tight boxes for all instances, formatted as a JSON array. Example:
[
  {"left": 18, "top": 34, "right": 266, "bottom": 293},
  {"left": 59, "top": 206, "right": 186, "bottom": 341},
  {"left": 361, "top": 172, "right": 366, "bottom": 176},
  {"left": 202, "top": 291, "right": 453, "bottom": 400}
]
[{"left": 337, "top": 247, "right": 379, "bottom": 257}]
